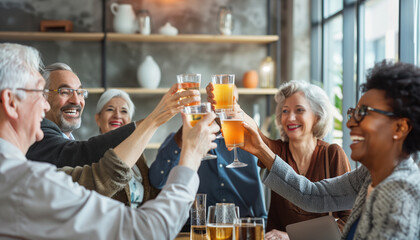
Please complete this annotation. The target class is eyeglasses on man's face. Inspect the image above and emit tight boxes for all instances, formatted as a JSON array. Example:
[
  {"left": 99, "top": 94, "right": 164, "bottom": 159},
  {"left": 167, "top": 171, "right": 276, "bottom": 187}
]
[
  {"left": 49, "top": 87, "right": 88, "bottom": 99},
  {"left": 16, "top": 88, "right": 49, "bottom": 100},
  {"left": 347, "top": 105, "right": 395, "bottom": 123}
]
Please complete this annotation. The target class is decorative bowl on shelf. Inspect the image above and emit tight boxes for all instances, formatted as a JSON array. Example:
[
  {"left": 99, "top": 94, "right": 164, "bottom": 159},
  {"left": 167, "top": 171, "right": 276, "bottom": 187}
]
[
  {"left": 159, "top": 22, "right": 178, "bottom": 36},
  {"left": 242, "top": 70, "right": 258, "bottom": 88}
]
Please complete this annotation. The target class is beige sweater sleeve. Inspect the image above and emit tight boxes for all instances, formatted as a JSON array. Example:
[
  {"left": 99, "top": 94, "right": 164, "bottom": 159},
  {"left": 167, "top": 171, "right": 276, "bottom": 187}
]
[{"left": 58, "top": 149, "right": 133, "bottom": 197}]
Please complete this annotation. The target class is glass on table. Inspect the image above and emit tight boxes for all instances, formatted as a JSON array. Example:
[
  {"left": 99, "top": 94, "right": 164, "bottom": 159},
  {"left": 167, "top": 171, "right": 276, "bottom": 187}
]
[
  {"left": 177, "top": 73, "right": 201, "bottom": 106},
  {"left": 218, "top": 111, "right": 247, "bottom": 168},
  {"left": 190, "top": 193, "right": 208, "bottom": 240},
  {"left": 183, "top": 102, "right": 217, "bottom": 160},
  {"left": 235, "top": 218, "right": 265, "bottom": 240},
  {"left": 207, "top": 203, "right": 239, "bottom": 240},
  {"left": 211, "top": 74, "right": 235, "bottom": 112}
]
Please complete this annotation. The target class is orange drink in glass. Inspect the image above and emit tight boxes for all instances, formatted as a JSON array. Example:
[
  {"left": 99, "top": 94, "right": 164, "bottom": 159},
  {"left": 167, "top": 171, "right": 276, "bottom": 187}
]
[
  {"left": 221, "top": 119, "right": 244, "bottom": 148},
  {"left": 219, "top": 111, "right": 247, "bottom": 168},
  {"left": 177, "top": 73, "right": 201, "bottom": 106},
  {"left": 211, "top": 74, "right": 234, "bottom": 112}
]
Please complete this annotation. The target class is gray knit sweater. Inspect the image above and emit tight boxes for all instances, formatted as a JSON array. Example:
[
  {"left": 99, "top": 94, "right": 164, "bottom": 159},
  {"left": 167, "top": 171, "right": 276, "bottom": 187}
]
[{"left": 262, "top": 156, "right": 420, "bottom": 239}]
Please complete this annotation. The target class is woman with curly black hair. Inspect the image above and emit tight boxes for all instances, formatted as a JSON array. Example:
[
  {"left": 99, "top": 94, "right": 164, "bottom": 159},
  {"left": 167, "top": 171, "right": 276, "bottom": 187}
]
[{"left": 241, "top": 60, "right": 420, "bottom": 239}]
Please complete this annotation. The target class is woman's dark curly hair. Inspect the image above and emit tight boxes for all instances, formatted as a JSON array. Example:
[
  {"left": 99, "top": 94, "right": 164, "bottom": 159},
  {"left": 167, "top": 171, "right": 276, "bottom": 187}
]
[{"left": 361, "top": 60, "right": 420, "bottom": 155}]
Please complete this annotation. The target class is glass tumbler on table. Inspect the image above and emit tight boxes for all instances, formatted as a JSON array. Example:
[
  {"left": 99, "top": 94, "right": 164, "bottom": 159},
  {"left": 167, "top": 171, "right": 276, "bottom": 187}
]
[
  {"left": 207, "top": 203, "right": 239, "bottom": 240},
  {"left": 177, "top": 73, "right": 201, "bottom": 106},
  {"left": 183, "top": 102, "right": 217, "bottom": 160},
  {"left": 219, "top": 111, "right": 247, "bottom": 168},
  {"left": 235, "top": 218, "right": 265, "bottom": 240}
]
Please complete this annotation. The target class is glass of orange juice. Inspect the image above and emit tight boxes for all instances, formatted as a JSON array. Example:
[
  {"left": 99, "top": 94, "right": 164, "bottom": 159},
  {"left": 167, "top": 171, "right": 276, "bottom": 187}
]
[
  {"left": 183, "top": 102, "right": 217, "bottom": 160},
  {"left": 177, "top": 73, "right": 201, "bottom": 106},
  {"left": 219, "top": 111, "right": 247, "bottom": 168},
  {"left": 211, "top": 74, "right": 235, "bottom": 112}
]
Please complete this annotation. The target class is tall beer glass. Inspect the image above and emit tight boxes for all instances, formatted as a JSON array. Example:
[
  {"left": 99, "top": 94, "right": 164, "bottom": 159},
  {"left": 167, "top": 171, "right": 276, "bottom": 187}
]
[{"left": 191, "top": 194, "right": 208, "bottom": 240}]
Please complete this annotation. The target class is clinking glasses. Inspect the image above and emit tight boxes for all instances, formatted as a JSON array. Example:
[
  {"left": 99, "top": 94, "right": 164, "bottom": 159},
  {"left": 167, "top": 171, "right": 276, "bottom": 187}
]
[{"left": 347, "top": 105, "right": 394, "bottom": 123}]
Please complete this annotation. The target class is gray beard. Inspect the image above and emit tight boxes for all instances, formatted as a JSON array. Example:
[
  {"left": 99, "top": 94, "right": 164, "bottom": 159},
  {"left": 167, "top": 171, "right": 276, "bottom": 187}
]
[{"left": 58, "top": 114, "right": 81, "bottom": 133}]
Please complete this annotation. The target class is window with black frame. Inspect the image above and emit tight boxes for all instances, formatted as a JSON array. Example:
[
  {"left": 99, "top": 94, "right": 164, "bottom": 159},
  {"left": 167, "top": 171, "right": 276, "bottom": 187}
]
[{"left": 310, "top": 0, "right": 411, "bottom": 169}]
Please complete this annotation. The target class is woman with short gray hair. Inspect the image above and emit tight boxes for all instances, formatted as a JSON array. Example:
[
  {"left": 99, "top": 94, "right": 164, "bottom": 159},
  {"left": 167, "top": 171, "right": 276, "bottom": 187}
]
[
  {"left": 244, "top": 80, "right": 351, "bottom": 239},
  {"left": 274, "top": 80, "right": 333, "bottom": 142},
  {"left": 95, "top": 89, "right": 159, "bottom": 208}
]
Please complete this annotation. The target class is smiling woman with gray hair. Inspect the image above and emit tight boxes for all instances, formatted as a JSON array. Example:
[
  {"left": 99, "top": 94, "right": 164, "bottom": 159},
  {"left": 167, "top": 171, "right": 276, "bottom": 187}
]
[
  {"left": 242, "top": 61, "right": 420, "bottom": 239},
  {"left": 95, "top": 89, "right": 159, "bottom": 208},
  {"left": 96, "top": 89, "right": 134, "bottom": 120},
  {"left": 240, "top": 80, "right": 352, "bottom": 240},
  {"left": 95, "top": 89, "right": 135, "bottom": 133},
  {"left": 274, "top": 80, "right": 333, "bottom": 142}
]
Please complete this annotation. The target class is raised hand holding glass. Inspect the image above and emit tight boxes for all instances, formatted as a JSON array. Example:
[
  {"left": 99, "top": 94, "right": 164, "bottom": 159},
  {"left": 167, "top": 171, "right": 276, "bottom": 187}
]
[
  {"left": 183, "top": 102, "right": 217, "bottom": 160},
  {"left": 177, "top": 73, "right": 201, "bottom": 106}
]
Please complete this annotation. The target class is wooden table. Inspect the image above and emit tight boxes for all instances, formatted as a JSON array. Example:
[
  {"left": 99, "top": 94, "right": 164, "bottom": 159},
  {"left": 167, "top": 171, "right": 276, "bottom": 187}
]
[{"left": 174, "top": 232, "right": 189, "bottom": 240}]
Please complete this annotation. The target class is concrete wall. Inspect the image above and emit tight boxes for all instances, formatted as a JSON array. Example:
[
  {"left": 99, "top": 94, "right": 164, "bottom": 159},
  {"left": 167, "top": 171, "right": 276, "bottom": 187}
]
[
  {"left": 280, "top": 0, "right": 310, "bottom": 83},
  {"left": 0, "top": 0, "right": 284, "bottom": 164}
]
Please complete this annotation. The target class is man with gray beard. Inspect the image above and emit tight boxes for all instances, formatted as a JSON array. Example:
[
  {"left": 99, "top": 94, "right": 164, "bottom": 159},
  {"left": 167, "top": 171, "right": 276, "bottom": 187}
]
[
  {"left": 43, "top": 63, "right": 84, "bottom": 139},
  {"left": 26, "top": 63, "right": 137, "bottom": 167}
]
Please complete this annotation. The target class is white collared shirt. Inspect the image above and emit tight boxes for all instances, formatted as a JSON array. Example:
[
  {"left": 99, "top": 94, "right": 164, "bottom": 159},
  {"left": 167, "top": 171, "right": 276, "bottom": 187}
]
[
  {"left": 0, "top": 138, "right": 199, "bottom": 239},
  {"left": 61, "top": 132, "right": 74, "bottom": 140}
]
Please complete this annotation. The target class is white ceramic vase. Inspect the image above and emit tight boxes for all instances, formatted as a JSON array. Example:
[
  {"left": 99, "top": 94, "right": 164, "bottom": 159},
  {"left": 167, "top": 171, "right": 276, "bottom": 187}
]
[{"left": 137, "top": 56, "right": 161, "bottom": 89}]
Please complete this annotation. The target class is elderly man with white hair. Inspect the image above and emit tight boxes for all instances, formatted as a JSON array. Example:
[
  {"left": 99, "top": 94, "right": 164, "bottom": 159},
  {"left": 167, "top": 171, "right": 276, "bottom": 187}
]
[{"left": 0, "top": 43, "right": 219, "bottom": 239}]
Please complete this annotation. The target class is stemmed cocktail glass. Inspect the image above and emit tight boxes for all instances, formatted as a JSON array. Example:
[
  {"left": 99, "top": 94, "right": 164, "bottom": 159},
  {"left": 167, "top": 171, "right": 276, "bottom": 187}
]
[{"left": 218, "top": 111, "right": 247, "bottom": 168}]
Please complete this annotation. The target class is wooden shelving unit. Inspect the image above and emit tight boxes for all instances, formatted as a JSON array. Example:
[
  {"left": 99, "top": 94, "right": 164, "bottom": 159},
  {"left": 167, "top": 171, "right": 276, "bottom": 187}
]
[
  {"left": 86, "top": 87, "right": 278, "bottom": 95},
  {"left": 0, "top": 2, "right": 281, "bottom": 152},
  {"left": 107, "top": 33, "right": 279, "bottom": 44},
  {"left": 0, "top": 31, "right": 103, "bottom": 41},
  {"left": 0, "top": 32, "right": 278, "bottom": 44}
]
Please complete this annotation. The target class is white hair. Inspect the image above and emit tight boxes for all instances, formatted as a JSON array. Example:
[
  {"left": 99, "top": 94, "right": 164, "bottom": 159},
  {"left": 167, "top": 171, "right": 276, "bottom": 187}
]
[
  {"left": 96, "top": 89, "right": 135, "bottom": 120},
  {"left": 42, "top": 62, "right": 74, "bottom": 89},
  {"left": 274, "top": 80, "right": 333, "bottom": 141},
  {"left": 0, "top": 43, "right": 43, "bottom": 99}
]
